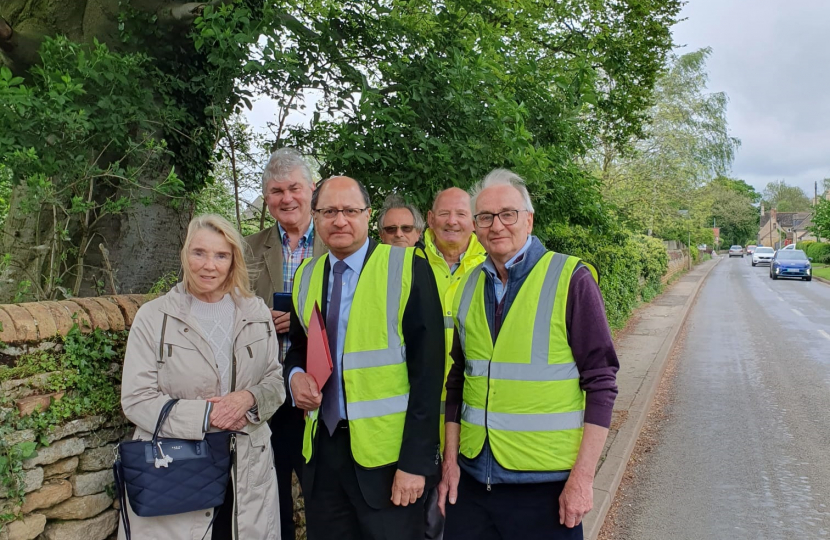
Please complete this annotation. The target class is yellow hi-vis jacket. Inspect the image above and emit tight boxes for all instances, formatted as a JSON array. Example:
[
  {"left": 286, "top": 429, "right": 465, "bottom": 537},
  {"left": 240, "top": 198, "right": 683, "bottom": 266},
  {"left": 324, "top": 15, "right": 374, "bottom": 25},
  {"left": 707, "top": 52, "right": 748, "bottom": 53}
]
[
  {"left": 422, "top": 229, "right": 487, "bottom": 448},
  {"left": 453, "top": 251, "right": 587, "bottom": 471},
  {"left": 292, "top": 244, "right": 414, "bottom": 468}
]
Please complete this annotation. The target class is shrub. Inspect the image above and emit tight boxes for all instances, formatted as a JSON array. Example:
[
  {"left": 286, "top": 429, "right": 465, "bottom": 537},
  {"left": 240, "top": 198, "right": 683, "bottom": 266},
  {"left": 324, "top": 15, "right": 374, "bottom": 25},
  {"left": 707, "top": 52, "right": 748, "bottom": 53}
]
[
  {"left": 805, "top": 242, "right": 830, "bottom": 264},
  {"left": 543, "top": 224, "right": 669, "bottom": 329}
]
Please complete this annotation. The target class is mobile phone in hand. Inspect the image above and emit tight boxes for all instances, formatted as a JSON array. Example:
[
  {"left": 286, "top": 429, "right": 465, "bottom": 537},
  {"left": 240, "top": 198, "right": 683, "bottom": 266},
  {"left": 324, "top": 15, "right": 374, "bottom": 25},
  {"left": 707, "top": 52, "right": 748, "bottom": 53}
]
[{"left": 272, "top": 292, "right": 293, "bottom": 313}]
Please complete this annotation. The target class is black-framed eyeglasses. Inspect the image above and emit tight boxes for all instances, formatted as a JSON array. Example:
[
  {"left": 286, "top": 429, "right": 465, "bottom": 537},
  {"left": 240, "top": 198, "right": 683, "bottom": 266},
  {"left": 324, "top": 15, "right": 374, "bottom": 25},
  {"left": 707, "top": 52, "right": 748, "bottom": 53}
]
[
  {"left": 313, "top": 207, "right": 369, "bottom": 220},
  {"left": 382, "top": 225, "right": 416, "bottom": 234},
  {"left": 473, "top": 209, "right": 528, "bottom": 228}
]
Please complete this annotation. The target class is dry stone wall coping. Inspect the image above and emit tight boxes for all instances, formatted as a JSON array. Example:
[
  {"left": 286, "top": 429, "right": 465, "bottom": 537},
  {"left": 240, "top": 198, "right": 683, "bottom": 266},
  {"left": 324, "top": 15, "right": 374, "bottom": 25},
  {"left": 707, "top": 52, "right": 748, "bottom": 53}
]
[{"left": 0, "top": 294, "right": 152, "bottom": 345}]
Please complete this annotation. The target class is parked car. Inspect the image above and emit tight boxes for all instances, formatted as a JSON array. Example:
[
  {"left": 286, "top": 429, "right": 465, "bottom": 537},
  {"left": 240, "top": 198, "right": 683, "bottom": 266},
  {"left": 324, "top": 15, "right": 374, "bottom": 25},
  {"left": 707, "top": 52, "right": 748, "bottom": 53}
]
[
  {"left": 728, "top": 245, "right": 744, "bottom": 258},
  {"left": 746, "top": 245, "right": 757, "bottom": 255},
  {"left": 770, "top": 249, "right": 812, "bottom": 281},
  {"left": 752, "top": 247, "right": 775, "bottom": 266},
  {"left": 781, "top": 244, "right": 796, "bottom": 250}
]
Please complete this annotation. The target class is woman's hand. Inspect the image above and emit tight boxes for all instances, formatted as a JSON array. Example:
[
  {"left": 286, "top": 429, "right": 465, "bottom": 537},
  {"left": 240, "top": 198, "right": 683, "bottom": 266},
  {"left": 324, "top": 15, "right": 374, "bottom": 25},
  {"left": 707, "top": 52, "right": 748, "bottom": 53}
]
[{"left": 207, "top": 391, "right": 255, "bottom": 430}]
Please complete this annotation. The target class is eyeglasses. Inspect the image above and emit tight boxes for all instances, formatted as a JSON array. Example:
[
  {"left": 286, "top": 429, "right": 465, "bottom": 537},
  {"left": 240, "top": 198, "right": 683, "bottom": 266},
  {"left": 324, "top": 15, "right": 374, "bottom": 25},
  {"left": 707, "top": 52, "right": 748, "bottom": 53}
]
[
  {"left": 313, "top": 207, "right": 369, "bottom": 220},
  {"left": 382, "top": 225, "right": 416, "bottom": 234},
  {"left": 188, "top": 249, "right": 232, "bottom": 264},
  {"left": 473, "top": 209, "right": 528, "bottom": 228}
]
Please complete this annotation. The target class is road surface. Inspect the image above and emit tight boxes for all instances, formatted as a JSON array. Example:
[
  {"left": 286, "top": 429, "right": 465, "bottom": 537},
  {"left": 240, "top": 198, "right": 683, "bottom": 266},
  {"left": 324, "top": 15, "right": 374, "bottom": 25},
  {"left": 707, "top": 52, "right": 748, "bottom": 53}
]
[{"left": 612, "top": 255, "right": 830, "bottom": 539}]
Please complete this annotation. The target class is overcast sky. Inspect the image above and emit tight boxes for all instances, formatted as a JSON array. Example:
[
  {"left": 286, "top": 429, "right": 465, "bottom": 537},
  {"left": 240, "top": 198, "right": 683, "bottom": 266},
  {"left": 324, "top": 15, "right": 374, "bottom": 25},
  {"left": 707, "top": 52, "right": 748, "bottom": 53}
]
[{"left": 672, "top": 0, "right": 830, "bottom": 199}]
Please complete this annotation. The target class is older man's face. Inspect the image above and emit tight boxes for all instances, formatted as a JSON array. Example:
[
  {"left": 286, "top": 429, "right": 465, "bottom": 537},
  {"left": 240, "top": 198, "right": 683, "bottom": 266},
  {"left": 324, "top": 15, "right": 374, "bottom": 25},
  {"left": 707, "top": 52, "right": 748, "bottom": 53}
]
[
  {"left": 314, "top": 177, "right": 371, "bottom": 259},
  {"left": 428, "top": 188, "right": 474, "bottom": 251},
  {"left": 380, "top": 208, "right": 421, "bottom": 247},
  {"left": 264, "top": 167, "right": 314, "bottom": 231},
  {"left": 474, "top": 184, "right": 533, "bottom": 264}
]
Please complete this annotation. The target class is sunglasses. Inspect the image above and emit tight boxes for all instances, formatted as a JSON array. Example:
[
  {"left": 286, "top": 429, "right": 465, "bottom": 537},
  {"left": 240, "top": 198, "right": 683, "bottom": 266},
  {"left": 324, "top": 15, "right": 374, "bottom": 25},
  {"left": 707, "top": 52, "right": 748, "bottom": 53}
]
[{"left": 382, "top": 225, "right": 416, "bottom": 234}]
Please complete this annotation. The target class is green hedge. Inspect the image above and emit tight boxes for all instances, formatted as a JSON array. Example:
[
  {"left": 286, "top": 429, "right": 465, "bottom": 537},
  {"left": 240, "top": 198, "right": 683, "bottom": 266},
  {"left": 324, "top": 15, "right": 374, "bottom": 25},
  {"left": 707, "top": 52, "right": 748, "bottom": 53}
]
[
  {"left": 797, "top": 241, "right": 830, "bottom": 263},
  {"left": 541, "top": 224, "right": 669, "bottom": 329}
]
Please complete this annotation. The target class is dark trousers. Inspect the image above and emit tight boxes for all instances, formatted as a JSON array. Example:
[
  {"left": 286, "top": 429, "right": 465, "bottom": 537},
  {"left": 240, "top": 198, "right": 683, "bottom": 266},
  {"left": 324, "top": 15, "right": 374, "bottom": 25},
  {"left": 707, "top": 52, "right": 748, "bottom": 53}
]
[
  {"left": 211, "top": 478, "right": 234, "bottom": 540},
  {"left": 270, "top": 401, "right": 306, "bottom": 540},
  {"left": 424, "top": 485, "right": 445, "bottom": 540},
  {"left": 305, "top": 421, "right": 426, "bottom": 540},
  {"left": 444, "top": 469, "right": 583, "bottom": 540}
]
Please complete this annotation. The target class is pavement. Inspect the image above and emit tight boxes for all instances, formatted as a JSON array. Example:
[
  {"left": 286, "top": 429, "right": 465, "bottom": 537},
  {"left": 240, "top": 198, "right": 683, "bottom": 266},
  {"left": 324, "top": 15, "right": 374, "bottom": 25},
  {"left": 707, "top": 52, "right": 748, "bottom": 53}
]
[
  {"left": 603, "top": 252, "right": 830, "bottom": 538},
  {"left": 582, "top": 256, "right": 721, "bottom": 539}
]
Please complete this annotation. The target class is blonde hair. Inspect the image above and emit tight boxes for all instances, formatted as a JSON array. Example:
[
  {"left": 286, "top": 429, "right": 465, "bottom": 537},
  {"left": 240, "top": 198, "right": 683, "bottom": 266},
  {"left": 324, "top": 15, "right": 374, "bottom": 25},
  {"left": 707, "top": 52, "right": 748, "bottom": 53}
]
[{"left": 180, "top": 214, "right": 254, "bottom": 299}]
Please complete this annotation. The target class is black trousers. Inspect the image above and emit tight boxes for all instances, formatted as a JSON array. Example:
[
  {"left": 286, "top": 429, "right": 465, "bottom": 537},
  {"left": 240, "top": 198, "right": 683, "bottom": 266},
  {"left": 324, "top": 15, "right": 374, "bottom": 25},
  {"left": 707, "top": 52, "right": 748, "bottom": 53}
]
[
  {"left": 211, "top": 478, "right": 234, "bottom": 540},
  {"left": 444, "top": 469, "right": 583, "bottom": 540},
  {"left": 270, "top": 401, "right": 306, "bottom": 540},
  {"left": 305, "top": 422, "right": 426, "bottom": 540}
]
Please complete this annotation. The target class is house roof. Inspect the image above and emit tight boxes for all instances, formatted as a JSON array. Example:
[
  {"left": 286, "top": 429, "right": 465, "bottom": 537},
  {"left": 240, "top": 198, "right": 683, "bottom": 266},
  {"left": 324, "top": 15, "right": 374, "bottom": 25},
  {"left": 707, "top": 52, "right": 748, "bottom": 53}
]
[{"left": 759, "top": 211, "right": 813, "bottom": 230}]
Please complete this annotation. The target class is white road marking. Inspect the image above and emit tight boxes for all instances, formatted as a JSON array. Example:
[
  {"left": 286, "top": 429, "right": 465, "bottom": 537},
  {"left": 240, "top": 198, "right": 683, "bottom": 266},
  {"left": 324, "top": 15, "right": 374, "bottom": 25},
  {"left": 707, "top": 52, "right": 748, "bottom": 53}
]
[
  {"left": 819, "top": 330, "right": 830, "bottom": 342},
  {"left": 791, "top": 309, "right": 803, "bottom": 317}
]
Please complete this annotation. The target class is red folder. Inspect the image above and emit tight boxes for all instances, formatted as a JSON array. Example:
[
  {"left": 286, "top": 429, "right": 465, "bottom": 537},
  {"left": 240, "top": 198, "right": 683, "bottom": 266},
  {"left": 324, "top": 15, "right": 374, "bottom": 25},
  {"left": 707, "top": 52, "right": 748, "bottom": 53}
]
[{"left": 307, "top": 302, "right": 333, "bottom": 391}]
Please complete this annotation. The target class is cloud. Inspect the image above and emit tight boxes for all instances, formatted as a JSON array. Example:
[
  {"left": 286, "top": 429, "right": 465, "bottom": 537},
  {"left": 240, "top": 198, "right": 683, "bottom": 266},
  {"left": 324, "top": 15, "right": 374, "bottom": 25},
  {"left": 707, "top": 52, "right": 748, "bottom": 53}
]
[{"left": 672, "top": 0, "right": 830, "bottom": 196}]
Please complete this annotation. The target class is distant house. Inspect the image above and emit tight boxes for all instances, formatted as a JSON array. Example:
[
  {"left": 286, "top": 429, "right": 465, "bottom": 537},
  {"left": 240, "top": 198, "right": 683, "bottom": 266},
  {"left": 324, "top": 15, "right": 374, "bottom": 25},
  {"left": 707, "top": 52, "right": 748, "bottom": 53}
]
[{"left": 758, "top": 209, "right": 817, "bottom": 248}]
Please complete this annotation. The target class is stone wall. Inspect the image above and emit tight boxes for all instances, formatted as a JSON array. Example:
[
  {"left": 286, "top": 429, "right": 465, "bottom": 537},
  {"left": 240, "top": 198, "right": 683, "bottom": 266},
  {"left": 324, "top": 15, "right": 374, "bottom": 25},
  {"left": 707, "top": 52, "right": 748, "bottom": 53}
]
[
  {"left": 0, "top": 295, "right": 149, "bottom": 540},
  {"left": 662, "top": 249, "right": 691, "bottom": 284}
]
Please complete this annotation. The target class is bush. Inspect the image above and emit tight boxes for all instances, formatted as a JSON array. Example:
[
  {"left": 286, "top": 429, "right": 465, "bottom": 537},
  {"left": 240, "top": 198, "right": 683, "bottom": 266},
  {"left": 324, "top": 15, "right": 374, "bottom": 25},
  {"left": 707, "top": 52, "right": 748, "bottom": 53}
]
[
  {"left": 543, "top": 224, "right": 669, "bottom": 329},
  {"left": 796, "top": 240, "right": 815, "bottom": 251},
  {"left": 805, "top": 242, "right": 830, "bottom": 264}
]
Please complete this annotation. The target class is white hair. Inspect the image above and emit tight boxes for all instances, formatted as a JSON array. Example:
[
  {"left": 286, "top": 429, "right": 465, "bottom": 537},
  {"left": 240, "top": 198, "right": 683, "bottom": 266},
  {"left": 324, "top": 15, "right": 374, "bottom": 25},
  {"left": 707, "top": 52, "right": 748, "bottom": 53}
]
[
  {"left": 469, "top": 169, "right": 535, "bottom": 214},
  {"left": 261, "top": 147, "right": 313, "bottom": 194}
]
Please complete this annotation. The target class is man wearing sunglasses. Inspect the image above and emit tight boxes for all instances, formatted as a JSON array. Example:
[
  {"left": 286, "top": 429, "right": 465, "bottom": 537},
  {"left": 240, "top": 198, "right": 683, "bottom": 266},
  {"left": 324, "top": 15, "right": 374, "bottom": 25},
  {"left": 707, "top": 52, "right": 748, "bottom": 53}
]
[
  {"left": 438, "top": 169, "right": 619, "bottom": 540},
  {"left": 379, "top": 193, "right": 426, "bottom": 249}
]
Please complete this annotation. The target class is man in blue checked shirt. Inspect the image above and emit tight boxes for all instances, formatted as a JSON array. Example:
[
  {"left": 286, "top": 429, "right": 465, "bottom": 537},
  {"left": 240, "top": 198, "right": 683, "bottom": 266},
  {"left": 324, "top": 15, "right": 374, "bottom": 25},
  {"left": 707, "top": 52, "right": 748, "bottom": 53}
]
[{"left": 245, "top": 147, "right": 327, "bottom": 540}]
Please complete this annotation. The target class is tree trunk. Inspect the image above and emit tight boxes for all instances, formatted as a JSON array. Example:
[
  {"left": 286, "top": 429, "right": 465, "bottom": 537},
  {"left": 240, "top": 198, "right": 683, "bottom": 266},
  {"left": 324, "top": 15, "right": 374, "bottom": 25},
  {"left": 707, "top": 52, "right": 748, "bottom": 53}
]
[{"left": 0, "top": 0, "right": 218, "bottom": 300}]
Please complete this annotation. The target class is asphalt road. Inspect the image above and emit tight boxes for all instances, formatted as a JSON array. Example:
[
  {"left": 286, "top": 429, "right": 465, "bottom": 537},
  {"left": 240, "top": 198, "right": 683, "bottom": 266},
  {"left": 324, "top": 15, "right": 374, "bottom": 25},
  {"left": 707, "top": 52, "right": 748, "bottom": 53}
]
[{"left": 613, "top": 254, "right": 830, "bottom": 539}]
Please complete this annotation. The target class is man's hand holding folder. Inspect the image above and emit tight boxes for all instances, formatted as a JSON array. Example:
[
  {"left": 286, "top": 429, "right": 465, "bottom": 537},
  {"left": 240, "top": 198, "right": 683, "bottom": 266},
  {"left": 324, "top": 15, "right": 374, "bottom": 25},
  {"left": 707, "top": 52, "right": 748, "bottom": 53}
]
[{"left": 290, "top": 303, "right": 333, "bottom": 411}]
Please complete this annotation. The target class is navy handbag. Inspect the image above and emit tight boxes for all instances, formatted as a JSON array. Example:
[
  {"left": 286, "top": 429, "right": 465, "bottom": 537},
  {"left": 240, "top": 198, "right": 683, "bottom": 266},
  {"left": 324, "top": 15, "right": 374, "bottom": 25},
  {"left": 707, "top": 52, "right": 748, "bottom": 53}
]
[{"left": 113, "top": 399, "right": 235, "bottom": 539}]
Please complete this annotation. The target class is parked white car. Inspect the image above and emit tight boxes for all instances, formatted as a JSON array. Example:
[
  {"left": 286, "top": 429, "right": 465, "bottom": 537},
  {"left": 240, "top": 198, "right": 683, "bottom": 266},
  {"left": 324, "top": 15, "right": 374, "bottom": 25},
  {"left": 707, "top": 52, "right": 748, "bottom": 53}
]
[
  {"left": 752, "top": 247, "right": 775, "bottom": 266},
  {"left": 781, "top": 244, "right": 796, "bottom": 250}
]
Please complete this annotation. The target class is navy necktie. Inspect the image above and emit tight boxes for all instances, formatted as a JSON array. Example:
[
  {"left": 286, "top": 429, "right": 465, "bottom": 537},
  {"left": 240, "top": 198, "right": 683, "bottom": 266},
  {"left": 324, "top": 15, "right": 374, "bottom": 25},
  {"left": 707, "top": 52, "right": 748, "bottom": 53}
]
[{"left": 322, "top": 260, "right": 348, "bottom": 435}]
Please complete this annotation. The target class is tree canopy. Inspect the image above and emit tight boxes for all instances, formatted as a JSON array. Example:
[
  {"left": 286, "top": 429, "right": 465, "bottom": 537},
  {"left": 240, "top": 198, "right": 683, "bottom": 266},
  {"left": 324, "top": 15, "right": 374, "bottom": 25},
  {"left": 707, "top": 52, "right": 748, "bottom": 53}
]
[{"left": 762, "top": 180, "right": 812, "bottom": 212}]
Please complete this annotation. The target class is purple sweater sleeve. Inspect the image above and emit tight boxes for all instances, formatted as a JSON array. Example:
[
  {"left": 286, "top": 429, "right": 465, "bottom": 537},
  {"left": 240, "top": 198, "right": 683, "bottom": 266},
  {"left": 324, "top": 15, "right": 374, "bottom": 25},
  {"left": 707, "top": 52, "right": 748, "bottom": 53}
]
[
  {"left": 567, "top": 266, "right": 619, "bottom": 428},
  {"left": 445, "top": 266, "right": 619, "bottom": 428}
]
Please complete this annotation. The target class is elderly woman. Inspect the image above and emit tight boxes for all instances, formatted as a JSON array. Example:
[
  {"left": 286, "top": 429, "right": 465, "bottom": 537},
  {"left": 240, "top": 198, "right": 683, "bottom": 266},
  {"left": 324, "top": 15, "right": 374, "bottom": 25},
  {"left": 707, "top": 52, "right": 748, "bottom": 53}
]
[{"left": 119, "top": 214, "right": 284, "bottom": 540}]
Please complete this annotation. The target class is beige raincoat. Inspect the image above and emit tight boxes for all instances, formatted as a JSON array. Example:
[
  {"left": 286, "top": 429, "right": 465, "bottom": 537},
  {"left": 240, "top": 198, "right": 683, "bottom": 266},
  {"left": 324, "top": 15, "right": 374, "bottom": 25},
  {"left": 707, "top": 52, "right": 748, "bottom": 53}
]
[{"left": 118, "top": 284, "right": 285, "bottom": 539}]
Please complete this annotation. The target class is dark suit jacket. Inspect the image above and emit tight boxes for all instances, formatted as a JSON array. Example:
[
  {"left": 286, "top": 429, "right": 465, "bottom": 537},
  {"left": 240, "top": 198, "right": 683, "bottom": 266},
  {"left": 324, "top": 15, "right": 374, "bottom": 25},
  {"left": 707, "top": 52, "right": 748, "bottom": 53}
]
[
  {"left": 284, "top": 239, "right": 445, "bottom": 509},
  {"left": 244, "top": 223, "right": 328, "bottom": 308}
]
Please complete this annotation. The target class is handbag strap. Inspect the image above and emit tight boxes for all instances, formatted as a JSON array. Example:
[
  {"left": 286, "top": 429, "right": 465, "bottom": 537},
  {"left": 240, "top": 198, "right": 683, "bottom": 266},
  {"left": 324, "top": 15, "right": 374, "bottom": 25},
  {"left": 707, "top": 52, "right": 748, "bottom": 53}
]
[
  {"left": 152, "top": 398, "right": 180, "bottom": 445},
  {"left": 113, "top": 459, "right": 131, "bottom": 540}
]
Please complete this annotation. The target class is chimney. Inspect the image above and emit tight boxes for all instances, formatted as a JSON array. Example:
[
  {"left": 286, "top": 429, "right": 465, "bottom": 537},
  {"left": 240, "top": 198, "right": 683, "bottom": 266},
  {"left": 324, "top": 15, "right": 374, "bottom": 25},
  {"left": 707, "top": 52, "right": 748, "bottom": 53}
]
[{"left": 771, "top": 208, "right": 777, "bottom": 225}]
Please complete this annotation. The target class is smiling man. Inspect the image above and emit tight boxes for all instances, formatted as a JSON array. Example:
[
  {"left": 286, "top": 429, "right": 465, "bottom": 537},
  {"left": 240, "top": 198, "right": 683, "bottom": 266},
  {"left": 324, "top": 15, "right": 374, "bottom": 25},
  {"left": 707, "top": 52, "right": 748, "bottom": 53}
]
[
  {"left": 438, "top": 169, "right": 619, "bottom": 540},
  {"left": 244, "top": 147, "right": 327, "bottom": 540},
  {"left": 284, "top": 176, "right": 445, "bottom": 540},
  {"left": 420, "top": 187, "right": 487, "bottom": 539}
]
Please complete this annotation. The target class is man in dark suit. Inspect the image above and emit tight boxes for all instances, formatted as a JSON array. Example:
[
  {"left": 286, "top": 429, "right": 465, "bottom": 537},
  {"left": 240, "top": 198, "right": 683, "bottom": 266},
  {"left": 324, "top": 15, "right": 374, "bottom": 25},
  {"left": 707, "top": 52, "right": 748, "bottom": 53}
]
[
  {"left": 284, "top": 175, "right": 444, "bottom": 540},
  {"left": 244, "top": 148, "right": 327, "bottom": 540}
]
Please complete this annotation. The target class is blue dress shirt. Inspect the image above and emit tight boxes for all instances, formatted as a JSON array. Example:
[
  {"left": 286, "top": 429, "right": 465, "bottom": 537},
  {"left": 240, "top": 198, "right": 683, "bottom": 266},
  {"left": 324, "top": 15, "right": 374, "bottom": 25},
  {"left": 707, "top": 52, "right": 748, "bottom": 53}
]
[{"left": 289, "top": 238, "right": 371, "bottom": 419}]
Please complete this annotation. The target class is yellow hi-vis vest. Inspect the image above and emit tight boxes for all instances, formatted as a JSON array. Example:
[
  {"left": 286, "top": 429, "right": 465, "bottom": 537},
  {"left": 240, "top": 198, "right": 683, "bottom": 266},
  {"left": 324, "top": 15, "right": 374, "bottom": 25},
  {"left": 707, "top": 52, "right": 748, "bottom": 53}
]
[
  {"left": 292, "top": 244, "right": 414, "bottom": 468},
  {"left": 422, "top": 230, "right": 487, "bottom": 449},
  {"left": 453, "top": 251, "right": 586, "bottom": 471}
]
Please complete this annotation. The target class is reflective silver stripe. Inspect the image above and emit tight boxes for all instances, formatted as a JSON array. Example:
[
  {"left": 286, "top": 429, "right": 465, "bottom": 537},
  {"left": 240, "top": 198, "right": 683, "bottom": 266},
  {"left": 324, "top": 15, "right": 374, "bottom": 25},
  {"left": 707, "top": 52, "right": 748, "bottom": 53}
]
[
  {"left": 344, "top": 346, "right": 405, "bottom": 370},
  {"left": 462, "top": 404, "right": 583, "bottom": 432},
  {"left": 490, "top": 362, "right": 578, "bottom": 381},
  {"left": 348, "top": 393, "right": 409, "bottom": 420},
  {"left": 456, "top": 264, "right": 484, "bottom": 354},
  {"left": 386, "top": 247, "right": 406, "bottom": 349},
  {"left": 466, "top": 359, "right": 577, "bottom": 381},
  {"left": 444, "top": 316, "right": 455, "bottom": 330},
  {"left": 465, "top": 359, "right": 489, "bottom": 377},
  {"left": 531, "top": 253, "right": 569, "bottom": 365},
  {"left": 296, "top": 259, "right": 318, "bottom": 333}
]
